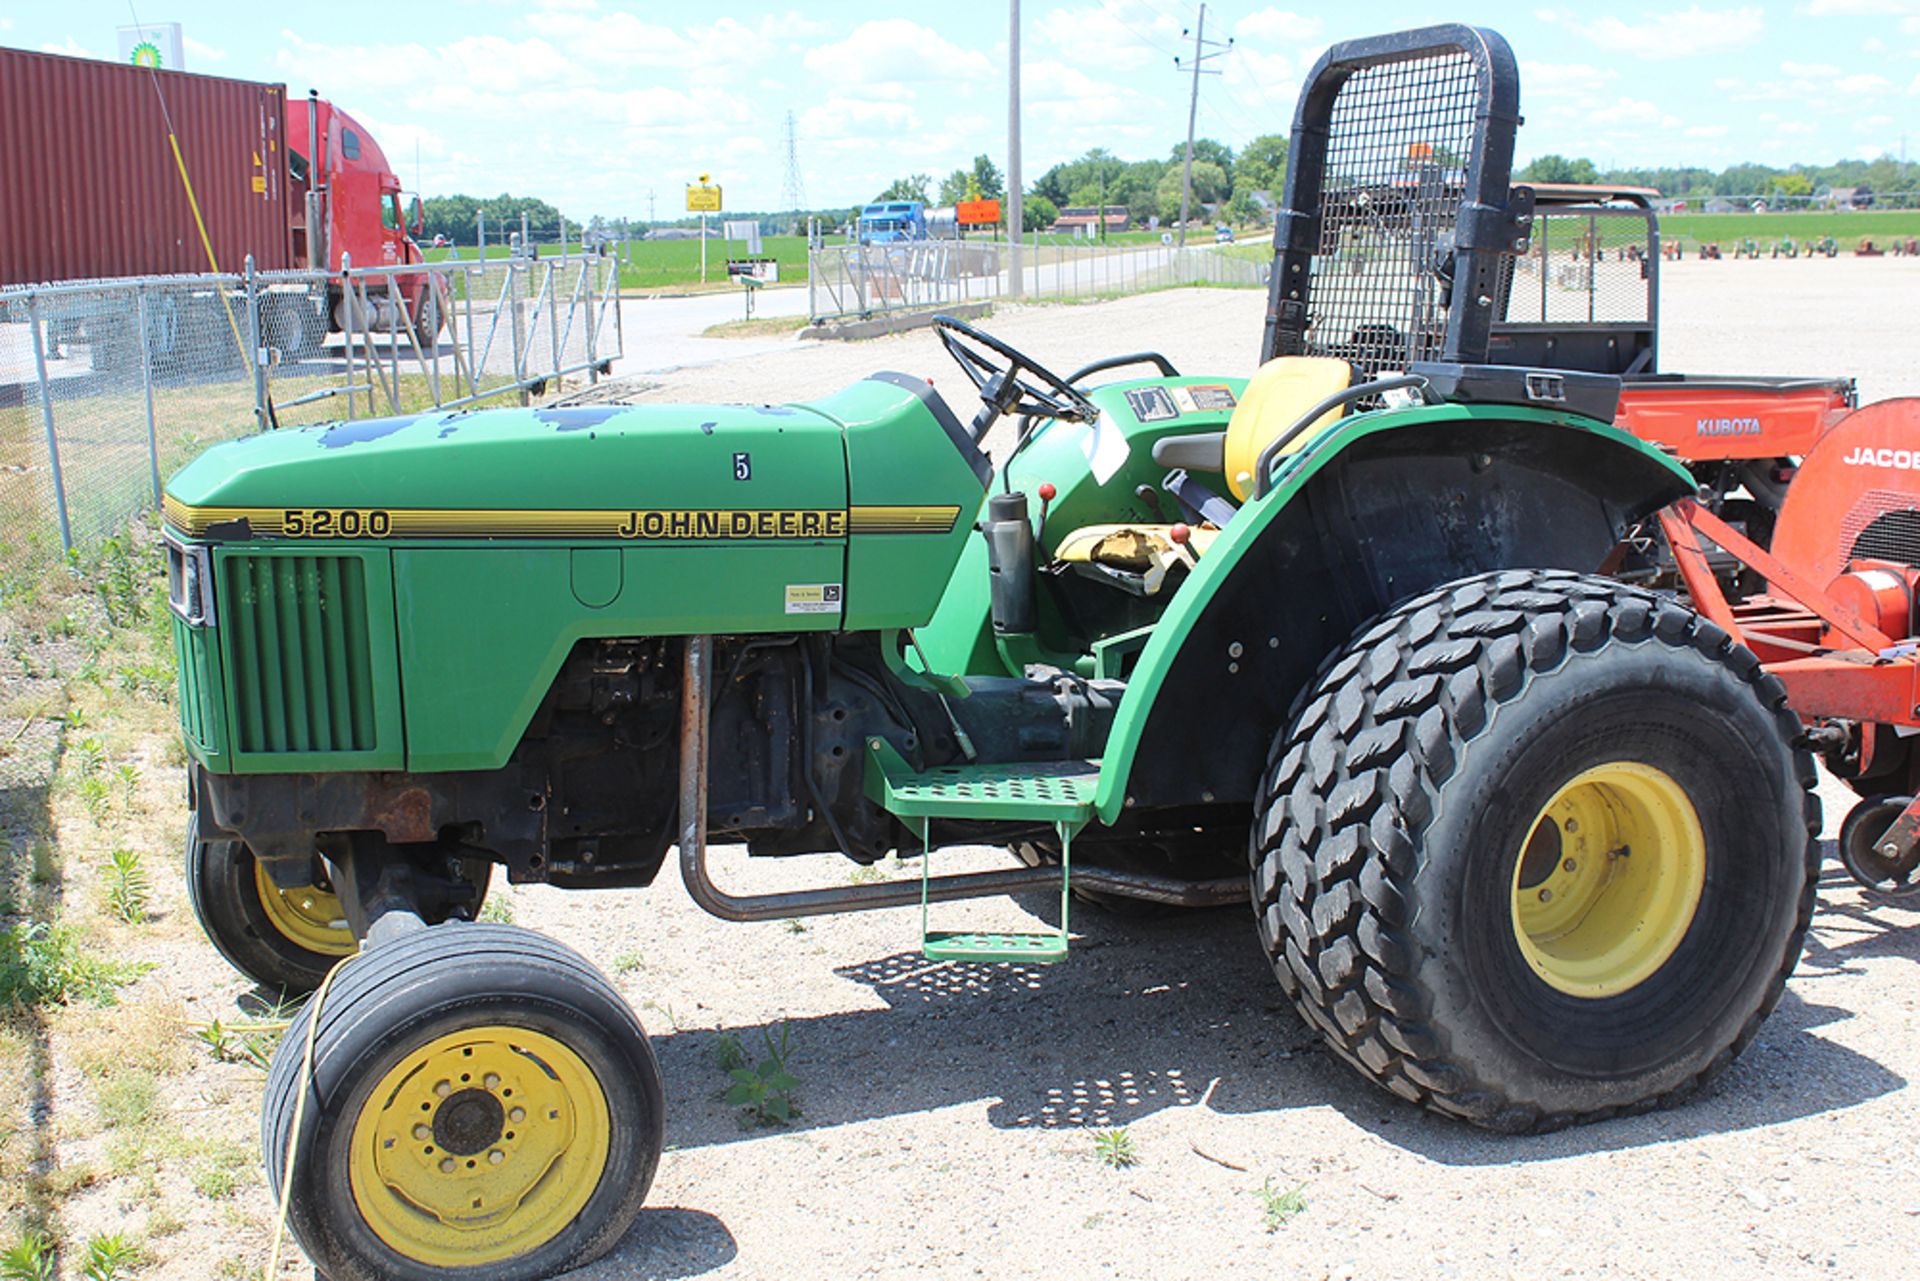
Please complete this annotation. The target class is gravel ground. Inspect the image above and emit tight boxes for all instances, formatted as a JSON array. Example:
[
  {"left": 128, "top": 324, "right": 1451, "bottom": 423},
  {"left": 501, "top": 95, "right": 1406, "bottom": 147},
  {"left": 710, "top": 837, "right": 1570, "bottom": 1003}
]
[{"left": 523, "top": 258, "right": 1920, "bottom": 1280}]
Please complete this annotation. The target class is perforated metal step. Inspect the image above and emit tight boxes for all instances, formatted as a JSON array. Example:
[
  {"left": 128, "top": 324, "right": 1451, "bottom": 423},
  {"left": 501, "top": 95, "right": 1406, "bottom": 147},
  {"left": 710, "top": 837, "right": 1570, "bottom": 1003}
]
[
  {"left": 865, "top": 742, "right": 1099, "bottom": 823},
  {"left": 923, "top": 930, "right": 1070, "bottom": 964}
]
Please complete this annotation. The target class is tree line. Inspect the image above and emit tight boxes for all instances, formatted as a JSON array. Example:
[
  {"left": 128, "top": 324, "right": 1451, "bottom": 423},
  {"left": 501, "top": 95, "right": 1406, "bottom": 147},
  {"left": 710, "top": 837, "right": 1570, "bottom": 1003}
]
[
  {"left": 1519, "top": 153, "right": 1920, "bottom": 202},
  {"left": 421, "top": 142, "right": 1920, "bottom": 247}
]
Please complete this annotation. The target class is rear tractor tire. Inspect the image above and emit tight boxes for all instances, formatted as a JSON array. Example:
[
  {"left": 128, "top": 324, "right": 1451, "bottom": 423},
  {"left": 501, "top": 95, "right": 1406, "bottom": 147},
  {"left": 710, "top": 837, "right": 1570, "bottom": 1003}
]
[
  {"left": 1252, "top": 570, "right": 1820, "bottom": 1131},
  {"left": 263, "top": 923, "right": 664, "bottom": 1281}
]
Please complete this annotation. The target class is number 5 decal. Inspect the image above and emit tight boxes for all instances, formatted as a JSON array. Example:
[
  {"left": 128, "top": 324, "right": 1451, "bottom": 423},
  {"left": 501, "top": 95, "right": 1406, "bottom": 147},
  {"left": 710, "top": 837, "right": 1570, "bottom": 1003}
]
[{"left": 733, "top": 452, "right": 752, "bottom": 481}]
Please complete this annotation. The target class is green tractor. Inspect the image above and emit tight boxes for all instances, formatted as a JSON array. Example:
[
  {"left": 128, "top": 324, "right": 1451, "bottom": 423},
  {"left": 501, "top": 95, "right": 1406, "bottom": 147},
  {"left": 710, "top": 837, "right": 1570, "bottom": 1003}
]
[{"left": 164, "top": 25, "right": 1817, "bottom": 1281}]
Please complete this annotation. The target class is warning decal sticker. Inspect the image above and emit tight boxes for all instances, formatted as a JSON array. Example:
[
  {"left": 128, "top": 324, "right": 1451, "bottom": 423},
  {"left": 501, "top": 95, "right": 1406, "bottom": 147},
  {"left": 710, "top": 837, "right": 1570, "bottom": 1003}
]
[
  {"left": 785, "top": 583, "right": 844, "bottom": 615},
  {"left": 1171, "top": 384, "right": 1238, "bottom": 414},
  {"left": 1124, "top": 386, "right": 1180, "bottom": 423}
]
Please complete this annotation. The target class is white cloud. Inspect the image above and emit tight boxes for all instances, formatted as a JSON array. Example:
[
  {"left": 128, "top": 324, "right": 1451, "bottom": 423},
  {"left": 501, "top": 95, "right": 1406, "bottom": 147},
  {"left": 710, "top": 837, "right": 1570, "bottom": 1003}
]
[
  {"left": 1588, "top": 97, "right": 1666, "bottom": 127},
  {"left": 1777, "top": 120, "right": 1818, "bottom": 135},
  {"left": 1234, "top": 9, "right": 1324, "bottom": 44},
  {"left": 39, "top": 36, "right": 94, "bottom": 57},
  {"left": 1035, "top": 3, "right": 1179, "bottom": 73},
  {"left": 1834, "top": 72, "right": 1892, "bottom": 93},
  {"left": 1684, "top": 124, "right": 1730, "bottom": 137},
  {"left": 1855, "top": 114, "right": 1895, "bottom": 129},
  {"left": 1539, "top": 7, "right": 1765, "bottom": 59},
  {"left": 183, "top": 35, "right": 226, "bottom": 63},
  {"left": 1863, "top": 35, "right": 1888, "bottom": 50},
  {"left": 1780, "top": 61, "right": 1839, "bottom": 76},
  {"left": 1798, "top": 0, "right": 1908, "bottom": 12},
  {"left": 1519, "top": 61, "right": 1617, "bottom": 97},
  {"left": 802, "top": 20, "right": 994, "bottom": 86}
]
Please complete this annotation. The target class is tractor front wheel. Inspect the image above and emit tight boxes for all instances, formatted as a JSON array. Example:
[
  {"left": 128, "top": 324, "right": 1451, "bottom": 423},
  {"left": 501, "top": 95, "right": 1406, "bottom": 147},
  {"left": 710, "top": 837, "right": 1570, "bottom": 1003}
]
[
  {"left": 1252, "top": 571, "right": 1819, "bottom": 1131},
  {"left": 186, "top": 814, "right": 357, "bottom": 994},
  {"left": 262, "top": 923, "right": 663, "bottom": 1281}
]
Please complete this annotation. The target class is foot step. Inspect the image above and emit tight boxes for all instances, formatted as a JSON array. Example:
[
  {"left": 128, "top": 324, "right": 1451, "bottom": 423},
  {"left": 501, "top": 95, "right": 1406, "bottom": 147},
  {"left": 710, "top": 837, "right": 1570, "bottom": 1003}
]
[{"left": 923, "top": 930, "right": 1069, "bottom": 965}]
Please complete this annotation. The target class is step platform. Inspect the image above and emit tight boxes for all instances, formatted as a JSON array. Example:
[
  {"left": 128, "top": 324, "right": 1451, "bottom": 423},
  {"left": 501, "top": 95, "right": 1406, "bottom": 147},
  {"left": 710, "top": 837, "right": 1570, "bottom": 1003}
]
[{"left": 864, "top": 743, "right": 1095, "bottom": 964}]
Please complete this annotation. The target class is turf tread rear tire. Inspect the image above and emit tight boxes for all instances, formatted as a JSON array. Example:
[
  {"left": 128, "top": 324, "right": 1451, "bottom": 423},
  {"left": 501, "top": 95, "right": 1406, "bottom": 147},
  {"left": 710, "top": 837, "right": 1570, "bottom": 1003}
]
[{"left": 1252, "top": 570, "right": 1821, "bottom": 1133}]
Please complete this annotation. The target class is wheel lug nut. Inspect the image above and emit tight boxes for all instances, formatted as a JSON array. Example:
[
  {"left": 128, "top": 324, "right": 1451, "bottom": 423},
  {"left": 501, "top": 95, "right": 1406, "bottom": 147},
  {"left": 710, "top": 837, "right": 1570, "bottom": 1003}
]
[
  {"left": 1562, "top": 858, "right": 1577, "bottom": 873},
  {"left": 509, "top": 1107, "right": 526, "bottom": 1123},
  {"left": 439, "top": 1157, "right": 456, "bottom": 1174},
  {"left": 1564, "top": 819, "right": 1579, "bottom": 832},
  {"left": 489, "top": 1149, "right": 505, "bottom": 1165},
  {"left": 484, "top": 1073, "right": 501, "bottom": 1090},
  {"left": 1538, "top": 888, "right": 1553, "bottom": 902},
  {"left": 434, "top": 1081, "right": 452, "bottom": 1098},
  {"left": 413, "top": 1124, "right": 430, "bottom": 1141}
]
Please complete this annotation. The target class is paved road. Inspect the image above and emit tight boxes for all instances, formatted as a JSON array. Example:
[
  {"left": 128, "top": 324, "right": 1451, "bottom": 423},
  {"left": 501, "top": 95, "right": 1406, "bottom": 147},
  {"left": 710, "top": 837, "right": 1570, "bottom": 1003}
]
[{"left": 606, "top": 287, "right": 813, "bottom": 378}]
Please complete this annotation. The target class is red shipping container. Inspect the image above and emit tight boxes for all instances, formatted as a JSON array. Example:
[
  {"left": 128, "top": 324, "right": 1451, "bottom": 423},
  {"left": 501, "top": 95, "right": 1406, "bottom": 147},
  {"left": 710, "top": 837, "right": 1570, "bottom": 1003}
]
[{"left": 0, "top": 46, "right": 293, "bottom": 286}]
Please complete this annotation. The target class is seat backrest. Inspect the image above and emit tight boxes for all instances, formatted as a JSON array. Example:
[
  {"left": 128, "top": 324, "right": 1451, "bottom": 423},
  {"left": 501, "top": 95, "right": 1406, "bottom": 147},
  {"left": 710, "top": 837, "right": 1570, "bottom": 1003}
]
[{"left": 1221, "top": 356, "right": 1353, "bottom": 500}]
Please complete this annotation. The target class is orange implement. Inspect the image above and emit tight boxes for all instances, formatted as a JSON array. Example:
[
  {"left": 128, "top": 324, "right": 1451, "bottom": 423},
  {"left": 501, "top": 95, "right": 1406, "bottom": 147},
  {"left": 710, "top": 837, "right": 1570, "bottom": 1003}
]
[{"left": 1618, "top": 379, "right": 1854, "bottom": 461}]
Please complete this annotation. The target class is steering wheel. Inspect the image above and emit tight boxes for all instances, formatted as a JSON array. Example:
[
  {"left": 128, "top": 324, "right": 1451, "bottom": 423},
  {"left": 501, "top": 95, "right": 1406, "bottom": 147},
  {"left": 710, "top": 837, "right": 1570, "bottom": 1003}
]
[{"left": 933, "top": 315, "right": 1099, "bottom": 441}]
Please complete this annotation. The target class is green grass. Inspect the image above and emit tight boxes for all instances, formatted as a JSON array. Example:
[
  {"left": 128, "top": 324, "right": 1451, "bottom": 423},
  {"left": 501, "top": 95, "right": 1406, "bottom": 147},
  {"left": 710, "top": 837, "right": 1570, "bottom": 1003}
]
[{"left": 1656, "top": 209, "right": 1920, "bottom": 246}]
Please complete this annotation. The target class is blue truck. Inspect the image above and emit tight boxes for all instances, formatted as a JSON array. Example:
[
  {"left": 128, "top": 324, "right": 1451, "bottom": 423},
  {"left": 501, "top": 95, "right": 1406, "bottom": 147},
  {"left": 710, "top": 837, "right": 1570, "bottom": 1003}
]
[{"left": 856, "top": 200, "right": 928, "bottom": 243}]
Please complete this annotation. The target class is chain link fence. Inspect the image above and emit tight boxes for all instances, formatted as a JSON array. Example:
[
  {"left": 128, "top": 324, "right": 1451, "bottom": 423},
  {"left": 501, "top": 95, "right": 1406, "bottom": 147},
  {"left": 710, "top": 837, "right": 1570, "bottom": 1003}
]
[
  {"left": 1, "top": 253, "right": 620, "bottom": 575},
  {"left": 808, "top": 240, "right": 1269, "bottom": 322}
]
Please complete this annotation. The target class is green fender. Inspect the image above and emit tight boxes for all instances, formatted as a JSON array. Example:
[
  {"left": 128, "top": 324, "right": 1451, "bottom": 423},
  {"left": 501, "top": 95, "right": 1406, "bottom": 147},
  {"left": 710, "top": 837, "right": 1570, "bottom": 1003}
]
[{"left": 1090, "top": 403, "right": 1695, "bottom": 823}]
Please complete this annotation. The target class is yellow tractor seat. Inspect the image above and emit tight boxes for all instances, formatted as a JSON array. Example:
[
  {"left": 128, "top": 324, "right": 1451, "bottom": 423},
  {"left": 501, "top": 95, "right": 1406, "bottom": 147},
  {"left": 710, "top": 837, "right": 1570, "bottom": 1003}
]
[{"left": 1149, "top": 357, "right": 1354, "bottom": 501}]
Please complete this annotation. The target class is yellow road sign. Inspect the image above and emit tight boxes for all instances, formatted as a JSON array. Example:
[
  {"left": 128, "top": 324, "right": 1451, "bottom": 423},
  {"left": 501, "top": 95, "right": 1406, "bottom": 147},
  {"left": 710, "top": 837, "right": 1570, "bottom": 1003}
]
[{"left": 687, "top": 184, "right": 723, "bottom": 212}]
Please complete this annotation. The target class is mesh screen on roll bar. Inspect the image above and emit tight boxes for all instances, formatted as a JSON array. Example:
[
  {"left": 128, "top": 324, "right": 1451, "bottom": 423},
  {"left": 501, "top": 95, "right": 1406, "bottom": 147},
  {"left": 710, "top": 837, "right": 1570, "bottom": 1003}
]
[
  {"left": 1304, "top": 50, "right": 1479, "bottom": 381},
  {"left": 1499, "top": 211, "right": 1653, "bottom": 325}
]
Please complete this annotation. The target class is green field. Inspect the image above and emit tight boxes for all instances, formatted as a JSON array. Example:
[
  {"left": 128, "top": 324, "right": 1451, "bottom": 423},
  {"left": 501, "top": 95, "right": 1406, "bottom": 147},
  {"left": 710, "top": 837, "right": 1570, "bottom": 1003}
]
[
  {"left": 1654, "top": 209, "right": 1920, "bottom": 247},
  {"left": 424, "top": 237, "right": 815, "bottom": 292}
]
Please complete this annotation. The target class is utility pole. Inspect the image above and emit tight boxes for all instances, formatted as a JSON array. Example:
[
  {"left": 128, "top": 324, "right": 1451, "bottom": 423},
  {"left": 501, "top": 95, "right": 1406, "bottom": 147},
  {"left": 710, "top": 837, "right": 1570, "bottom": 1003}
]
[
  {"left": 1008, "top": 0, "right": 1024, "bottom": 298},
  {"left": 1174, "top": 4, "right": 1230, "bottom": 248}
]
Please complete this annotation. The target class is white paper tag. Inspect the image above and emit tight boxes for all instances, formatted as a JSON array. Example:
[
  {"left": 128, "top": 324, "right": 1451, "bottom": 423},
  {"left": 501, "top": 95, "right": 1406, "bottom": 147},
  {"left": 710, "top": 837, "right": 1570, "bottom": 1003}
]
[{"left": 1079, "top": 410, "right": 1130, "bottom": 485}]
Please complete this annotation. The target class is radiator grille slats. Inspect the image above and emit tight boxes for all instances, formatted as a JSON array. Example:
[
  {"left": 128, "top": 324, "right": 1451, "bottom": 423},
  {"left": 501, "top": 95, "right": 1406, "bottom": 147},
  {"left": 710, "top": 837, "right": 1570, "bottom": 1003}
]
[{"left": 223, "top": 554, "right": 375, "bottom": 754}]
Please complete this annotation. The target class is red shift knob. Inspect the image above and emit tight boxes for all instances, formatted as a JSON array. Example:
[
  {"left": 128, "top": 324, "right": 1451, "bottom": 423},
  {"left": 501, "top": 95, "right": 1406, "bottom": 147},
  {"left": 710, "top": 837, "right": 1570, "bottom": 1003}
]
[
  {"left": 1169, "top": 522, "right": 1190, "bottom": 544},
  {"left": 1037, "top": 482, "right": 1057, "bottom": 502}
]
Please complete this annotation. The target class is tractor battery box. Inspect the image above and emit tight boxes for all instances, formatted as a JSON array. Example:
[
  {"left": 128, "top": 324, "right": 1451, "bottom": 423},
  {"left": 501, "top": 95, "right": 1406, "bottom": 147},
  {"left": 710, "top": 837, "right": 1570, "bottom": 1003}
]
[{"left": 1411, "top": 362, "right": 1622, "bottom": 425}]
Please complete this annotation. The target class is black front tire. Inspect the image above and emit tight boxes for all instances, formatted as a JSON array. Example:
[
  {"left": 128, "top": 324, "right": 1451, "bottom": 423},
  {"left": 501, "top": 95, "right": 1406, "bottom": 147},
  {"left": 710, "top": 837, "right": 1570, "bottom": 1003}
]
[
  {"left": 263, "top": 923, "right": 664, "bottom": 1281},
  {"left": 1252, "top": 571, "right": 1820, "bottom": 1131},
  {"left": 185, "top": 814, "right": 353, "bottom": 995}
]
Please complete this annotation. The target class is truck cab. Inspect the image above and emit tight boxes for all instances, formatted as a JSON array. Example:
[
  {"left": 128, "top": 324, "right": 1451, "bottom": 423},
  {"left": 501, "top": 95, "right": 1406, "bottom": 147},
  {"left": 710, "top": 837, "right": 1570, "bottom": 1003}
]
[
  {"left": 285, "top": 96, "right": 424, "bottom": 275},
  {"left": 857, "top": 200, "right": 928, "bottom": 244}
]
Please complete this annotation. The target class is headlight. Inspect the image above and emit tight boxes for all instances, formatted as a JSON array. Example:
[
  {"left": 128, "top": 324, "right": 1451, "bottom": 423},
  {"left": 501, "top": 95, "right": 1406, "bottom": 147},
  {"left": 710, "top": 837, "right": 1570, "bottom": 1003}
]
[{"left": 162, "top": 528, "right": 216, "bottom": 626}]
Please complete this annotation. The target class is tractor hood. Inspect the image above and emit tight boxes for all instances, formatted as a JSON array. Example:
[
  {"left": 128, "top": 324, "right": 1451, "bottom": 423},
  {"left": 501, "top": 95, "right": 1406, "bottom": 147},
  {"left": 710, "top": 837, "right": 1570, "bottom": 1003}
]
[{"left": 163, "top": 400, "right": 855, "bottom": 538}]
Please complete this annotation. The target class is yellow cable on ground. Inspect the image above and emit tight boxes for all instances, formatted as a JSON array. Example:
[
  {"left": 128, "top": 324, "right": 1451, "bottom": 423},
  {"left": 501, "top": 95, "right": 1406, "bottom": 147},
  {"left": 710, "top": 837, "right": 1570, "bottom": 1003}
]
[
  {"left": 265, "top": 953, "right": 351, "bottom": 1279},
  {"left": 165, "top": 132, "right": 252, "bottom": 368}
]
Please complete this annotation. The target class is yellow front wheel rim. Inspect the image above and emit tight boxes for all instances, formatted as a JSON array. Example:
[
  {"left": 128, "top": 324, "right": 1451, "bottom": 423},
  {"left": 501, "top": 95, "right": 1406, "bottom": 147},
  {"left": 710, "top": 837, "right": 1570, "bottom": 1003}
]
[
  {"left": 252, "top": 862, "right": 355, "bottom": 956},
  {"left": 1511, "top": 762, "right": 1706, "bottom": 998},
  {"left": 348, "top": 1025, "right": 612, "bottom": 1267}
]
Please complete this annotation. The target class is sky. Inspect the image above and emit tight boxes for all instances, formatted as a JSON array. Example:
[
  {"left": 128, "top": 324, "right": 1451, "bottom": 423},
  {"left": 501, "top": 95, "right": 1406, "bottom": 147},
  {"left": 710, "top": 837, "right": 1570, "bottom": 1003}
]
[{"left": 6, "top": 1, "right": 1919, "bottom": 218}]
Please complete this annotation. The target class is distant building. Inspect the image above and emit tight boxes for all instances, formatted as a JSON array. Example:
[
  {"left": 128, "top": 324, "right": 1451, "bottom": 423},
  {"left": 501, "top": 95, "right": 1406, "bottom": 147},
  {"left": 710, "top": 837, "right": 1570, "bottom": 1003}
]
[
  {"left": 1053, "top": 206, "right": 1131, "bottom": 232},
  {"left": 1826, "top": 186, "right": 1873, "bottom": 210}
]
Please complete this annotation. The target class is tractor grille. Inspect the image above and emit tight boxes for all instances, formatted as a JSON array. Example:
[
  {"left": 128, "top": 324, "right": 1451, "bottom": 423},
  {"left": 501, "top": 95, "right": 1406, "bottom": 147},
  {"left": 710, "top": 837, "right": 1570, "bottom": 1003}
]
[
  {"left": 172, "top": 616, "right": 219, "bottom": 754},
  {"left": 1305, "top": 49, "right": 1479, "bottom": 379},
  {"left": 221, "top": 554, "right": 377, "bottom": 754}
]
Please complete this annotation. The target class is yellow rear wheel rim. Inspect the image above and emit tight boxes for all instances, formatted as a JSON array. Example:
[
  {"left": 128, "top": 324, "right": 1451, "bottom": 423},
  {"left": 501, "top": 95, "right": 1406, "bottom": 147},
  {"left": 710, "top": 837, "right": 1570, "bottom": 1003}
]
[
  {"left": 1510, "top": 762, "right": 1706, "bottom": 998},
  {"left": 252, "top": 861, "right": 355, "bottom": 957},
  {"left": 348, "top": 1025, "right": 612, "bottom": 1267}
]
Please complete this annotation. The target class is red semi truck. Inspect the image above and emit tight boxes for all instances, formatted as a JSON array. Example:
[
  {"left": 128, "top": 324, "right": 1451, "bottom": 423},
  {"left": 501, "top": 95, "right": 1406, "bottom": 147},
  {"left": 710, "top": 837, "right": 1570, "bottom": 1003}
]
[{"left": 0, "top": 45, "right": 433, "bottom": 357}]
